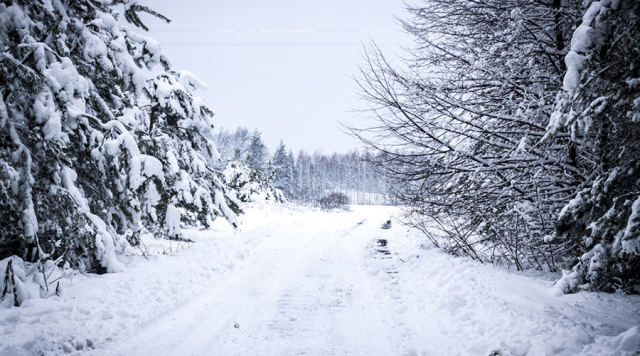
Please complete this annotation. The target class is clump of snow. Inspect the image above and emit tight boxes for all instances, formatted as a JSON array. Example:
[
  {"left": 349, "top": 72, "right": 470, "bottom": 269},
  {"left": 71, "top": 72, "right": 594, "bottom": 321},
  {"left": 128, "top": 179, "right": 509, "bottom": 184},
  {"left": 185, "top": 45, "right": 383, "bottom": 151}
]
[
  {"left": 145, "top": 182, "right": 161, "bottom": 222},
  {"left": 564, "top": 51, "right": 587, "bottom": 95},
  {"left": 166, "top": 151, "right": 180, "bottom": 175},
  {"left": 165, "top": 204, "right": 182, "bottom": 238},
  {"left": 626, "top": 77, "right": 640, "bottom": 89},
  {"left": 584, "top": 243, "right": 608, "bottom": 285},
  {"left": 562, "top": 0, "right": 620, "bottom": 98},
  {"left": 605, "top": 326, "right": 640, "bottom": 354},
  {"left": 619, "top": 195, "right": 640, "bottom": 254},
  {"left": 7, "top": 124, "right": 37, "bottom": 240},
  {"left": 141, "top": 155, "right": 164, "bottom": 181},
  {"left": 552, "top": 269, "right": 582, "bottom": 296},
  {"left": 214, "top": 189, "right": 239, "bottom": 227},
  {"left": 33, "top": 91, "right": 63, "bottom": 141},
  {"left": 176, "top": 170, "right": 194, "bottom": 204},
  {"left": 175, "top": 70, "right": 208, "bottom": 92},
  {"left": 60, "top": 166, "right": 125, "bottom": 273}
]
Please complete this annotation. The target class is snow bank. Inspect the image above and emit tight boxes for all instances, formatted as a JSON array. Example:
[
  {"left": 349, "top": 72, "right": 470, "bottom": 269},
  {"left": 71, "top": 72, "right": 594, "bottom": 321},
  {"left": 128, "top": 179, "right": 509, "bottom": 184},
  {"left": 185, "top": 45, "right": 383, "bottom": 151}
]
[
  {"left": 0, "top": 220, "right": 254, "bottom": 355},
  {"left": 606, "top": 326, "right": 640, "bottom": 355},
  {"left": 358, "top": 206, "right": 640, "bottom": 356},
  {"left": 551, "top": 269, "right": 582, "bottom": 296},
  {"left": 1, "top": 205, "right": 638, "bottom": 355}
]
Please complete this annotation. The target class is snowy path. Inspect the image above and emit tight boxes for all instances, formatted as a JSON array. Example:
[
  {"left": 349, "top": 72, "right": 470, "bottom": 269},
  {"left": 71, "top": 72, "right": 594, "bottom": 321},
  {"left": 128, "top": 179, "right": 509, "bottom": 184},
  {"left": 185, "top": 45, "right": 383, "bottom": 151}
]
[
  {"left": 2, "top": 205, "right": 640, "bottom": 356},
  {"left": 112, "top": 210, "right": 395, "bottom": 356}
]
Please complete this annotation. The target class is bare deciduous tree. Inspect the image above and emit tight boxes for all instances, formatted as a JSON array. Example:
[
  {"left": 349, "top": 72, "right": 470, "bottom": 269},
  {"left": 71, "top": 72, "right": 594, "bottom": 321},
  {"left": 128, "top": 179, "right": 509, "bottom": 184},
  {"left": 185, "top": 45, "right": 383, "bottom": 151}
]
[{"left": 350, "top": 0, "right": 584, "bottom": 271}]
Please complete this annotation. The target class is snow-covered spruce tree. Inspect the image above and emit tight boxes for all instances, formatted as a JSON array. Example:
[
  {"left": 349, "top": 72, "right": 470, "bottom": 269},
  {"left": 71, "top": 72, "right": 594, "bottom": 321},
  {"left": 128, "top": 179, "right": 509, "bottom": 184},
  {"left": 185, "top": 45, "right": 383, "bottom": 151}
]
[
  {"left": 246, "top": 129, "right": 269, "bottom": 180},
  {"left": 0, "top": 0, "right": 238, "bottom": 273},
  {"left": 216, "top": 129, "right": 283, "bottom": 203},
  {"left": 288, "top": 149, "right": 299, "bottom": 199},
  {"left": 351, "top": 0, "right": 583, "bottom": 270},
  {"left": 141, "top": 70, "right": 241, "bottom": 233},
  {"left": 549, "top": 0, "right": 640, "bottom": 293},
  {"left": 272, "top": 140, "right": 293, "bottom": 198},
  {"left": 222, "top": 160, "right": 284, "bottom": 203}
]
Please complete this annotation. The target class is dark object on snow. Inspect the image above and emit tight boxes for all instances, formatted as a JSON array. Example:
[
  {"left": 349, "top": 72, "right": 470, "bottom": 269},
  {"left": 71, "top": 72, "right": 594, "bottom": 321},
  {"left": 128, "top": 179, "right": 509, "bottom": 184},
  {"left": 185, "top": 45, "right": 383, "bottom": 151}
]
[
  {"left": 376, "top": 239, "right": 391, "bottom": 255},
  {"left": 2, "top": 259, "right": 19, "bottom": 307},
  {"left": 381, "top": 220, "right": 392, "bottom": 229},
  {"left": 317, "top": 192, "right": 350, "bottom": 211}
]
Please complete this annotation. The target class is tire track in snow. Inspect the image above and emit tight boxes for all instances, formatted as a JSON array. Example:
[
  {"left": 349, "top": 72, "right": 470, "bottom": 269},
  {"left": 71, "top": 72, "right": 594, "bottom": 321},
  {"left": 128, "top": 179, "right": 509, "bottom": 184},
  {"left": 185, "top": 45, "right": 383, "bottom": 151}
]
[
  {"left": 175, "top": 223, "right": 332, "bottom": 356},
  {"left": 104, "top": 217, "right": 320, "bottom": 356},
  {"left": 194, "top": 214, "right": 395, "bottom": 355},
  {"left": 97, "top": 207, "right": 405, "bottom": 356},
  {"left": 335, "top": 222, "right": 395, "bottom": 355}
]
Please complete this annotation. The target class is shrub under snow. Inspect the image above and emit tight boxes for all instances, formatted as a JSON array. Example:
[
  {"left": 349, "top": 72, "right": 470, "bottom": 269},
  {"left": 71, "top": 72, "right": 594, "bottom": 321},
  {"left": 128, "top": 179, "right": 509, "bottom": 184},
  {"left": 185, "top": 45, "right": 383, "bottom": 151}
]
[{"left": 317, "top": 192, "right": 351, "bottom": 211}]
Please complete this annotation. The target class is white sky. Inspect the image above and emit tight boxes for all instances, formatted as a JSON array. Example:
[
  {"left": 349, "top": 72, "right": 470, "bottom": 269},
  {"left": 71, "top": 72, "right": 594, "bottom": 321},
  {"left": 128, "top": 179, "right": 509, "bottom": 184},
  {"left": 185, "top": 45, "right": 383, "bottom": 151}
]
[{"left": 137, "top": 0, "right": 411, "bottom": 154}]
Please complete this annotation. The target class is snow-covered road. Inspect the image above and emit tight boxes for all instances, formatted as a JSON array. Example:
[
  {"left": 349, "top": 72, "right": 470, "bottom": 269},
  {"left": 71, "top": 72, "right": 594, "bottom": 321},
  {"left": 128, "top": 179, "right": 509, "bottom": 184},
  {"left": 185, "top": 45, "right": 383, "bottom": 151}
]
[
  {"left": 2, "top": 205, "right": 639, "bottom": 355},
  {"left": 113, "top": 208, "right": 396, "bottom": 356}
]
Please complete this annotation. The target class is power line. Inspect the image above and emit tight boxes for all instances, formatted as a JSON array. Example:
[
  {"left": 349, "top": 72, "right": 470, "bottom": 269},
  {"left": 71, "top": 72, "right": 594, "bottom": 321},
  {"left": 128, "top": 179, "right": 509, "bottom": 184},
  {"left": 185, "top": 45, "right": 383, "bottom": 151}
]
[
  {"left": 161, "top": 42, "right": 403, "bottom": 47},
  {"left": 144, "top": 29, "right": 400, "bottom": 33}
]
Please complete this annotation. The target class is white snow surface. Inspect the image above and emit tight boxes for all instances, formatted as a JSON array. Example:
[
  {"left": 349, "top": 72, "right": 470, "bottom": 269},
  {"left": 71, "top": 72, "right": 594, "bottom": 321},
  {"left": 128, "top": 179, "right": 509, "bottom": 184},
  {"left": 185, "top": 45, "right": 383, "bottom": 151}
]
[
  {"left": 1, "top": 205, "right": 639, "bottom": 356},
  {"left": 165, "top": 204, "right": 182, "bottom": 237}
]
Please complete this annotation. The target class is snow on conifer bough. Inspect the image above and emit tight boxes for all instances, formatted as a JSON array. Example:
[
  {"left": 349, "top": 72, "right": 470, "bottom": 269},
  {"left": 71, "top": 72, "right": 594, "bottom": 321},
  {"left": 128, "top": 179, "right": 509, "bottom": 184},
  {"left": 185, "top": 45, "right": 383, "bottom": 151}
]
[{"left": 0, "top": 0, "right": 240, "bottom": 278}]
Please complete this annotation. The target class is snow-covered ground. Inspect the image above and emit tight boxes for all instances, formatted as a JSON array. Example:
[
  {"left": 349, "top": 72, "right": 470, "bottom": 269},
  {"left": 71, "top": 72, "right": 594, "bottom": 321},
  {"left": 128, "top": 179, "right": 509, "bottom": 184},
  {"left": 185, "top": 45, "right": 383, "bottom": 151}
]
[{"left": 1, "top": 205, "right": 639, "bottom": 356}]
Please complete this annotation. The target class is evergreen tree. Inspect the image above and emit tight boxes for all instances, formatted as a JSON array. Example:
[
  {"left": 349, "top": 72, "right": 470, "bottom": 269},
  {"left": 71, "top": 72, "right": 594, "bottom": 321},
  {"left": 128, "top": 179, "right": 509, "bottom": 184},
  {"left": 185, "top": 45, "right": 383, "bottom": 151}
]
[
  {"left": 222, "top": 160, "right": 284, "bottom": 203},
  {"left": 288, "top": 150, "right": 299, "bottom": 199},
  {"left": 246, "top": 129, "right": 268, "bottom": 180},
  {"left": 272, "top": 141, "right": 293, "bottom": 197},
  {"left": 0, "top": 0, "right": 238, "bottom": 273},
  {"left": 549, "top": 1, "right": 640, "bottom": 292},
  {"left": 141, "top": 70, "right": 241, "bottom": 231}
]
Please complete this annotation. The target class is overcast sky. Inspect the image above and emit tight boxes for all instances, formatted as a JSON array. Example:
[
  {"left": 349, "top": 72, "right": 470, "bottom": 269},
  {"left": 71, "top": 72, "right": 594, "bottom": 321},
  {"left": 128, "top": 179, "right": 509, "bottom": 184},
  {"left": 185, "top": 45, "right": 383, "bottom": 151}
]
[{"left": 137, "top": 0, "right": 412, "bottom": 154}]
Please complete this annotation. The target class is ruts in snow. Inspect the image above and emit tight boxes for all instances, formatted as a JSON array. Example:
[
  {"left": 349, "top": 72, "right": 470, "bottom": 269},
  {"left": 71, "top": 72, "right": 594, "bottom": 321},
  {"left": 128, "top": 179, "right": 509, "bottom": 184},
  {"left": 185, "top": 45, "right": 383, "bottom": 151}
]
[{"left": 1, "top": 205, "right": 639, "bottom": 356}]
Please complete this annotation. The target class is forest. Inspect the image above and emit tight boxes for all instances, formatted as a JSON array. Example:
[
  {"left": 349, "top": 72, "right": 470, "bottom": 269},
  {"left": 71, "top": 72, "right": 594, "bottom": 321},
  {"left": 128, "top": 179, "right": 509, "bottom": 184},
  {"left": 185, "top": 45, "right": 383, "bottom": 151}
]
[
  {"left": 1, "top": 0, "right": 640, "bottom": 354},
  {"left": 0, "top": 0, "right": 638, "bottom": 314},
  {"left": 349, "top": 0, "right": 640, "bottom": 293},
  {"left": 213, "top": 127, "right": 391, "bottom": 205},
  {"left": 0, "top": 0, "right": 392, "bottom": 277}
]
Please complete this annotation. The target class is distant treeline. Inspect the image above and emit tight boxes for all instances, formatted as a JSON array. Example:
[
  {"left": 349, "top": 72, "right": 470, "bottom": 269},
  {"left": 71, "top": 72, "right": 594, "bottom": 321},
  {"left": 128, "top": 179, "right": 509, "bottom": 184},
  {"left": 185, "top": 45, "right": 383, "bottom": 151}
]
[{"left": 213, "top": 127, "right": 392, "bottom": 205}]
